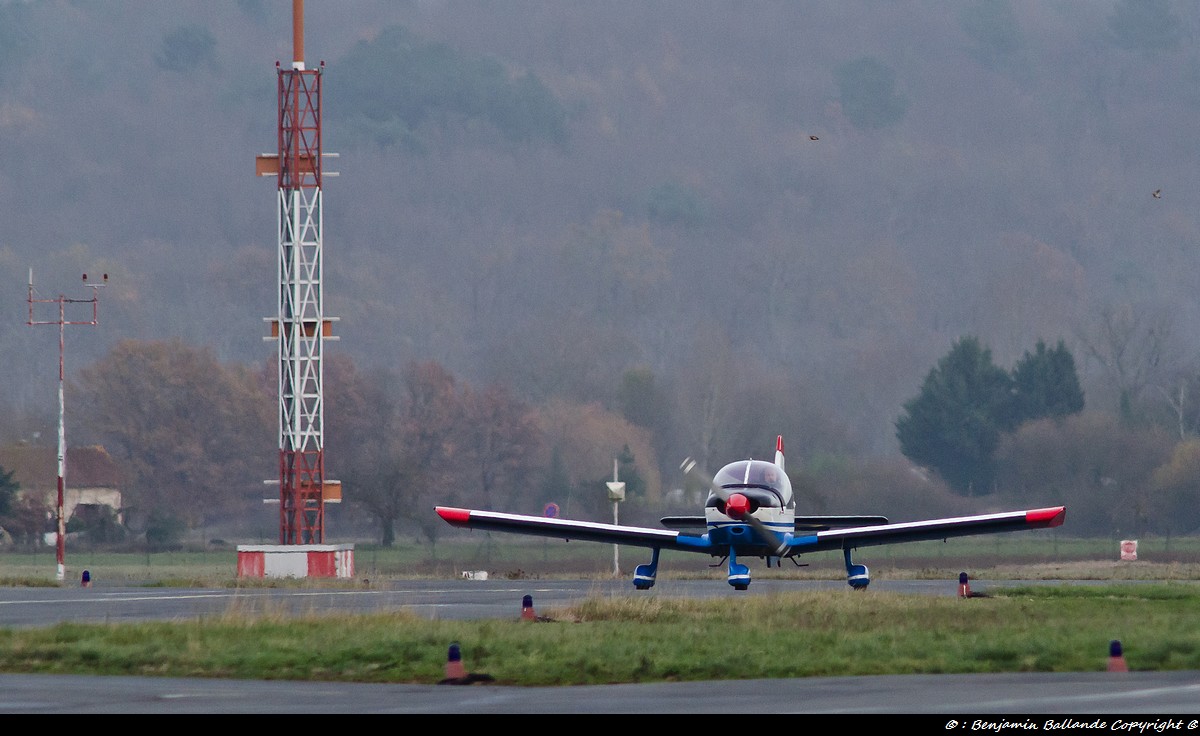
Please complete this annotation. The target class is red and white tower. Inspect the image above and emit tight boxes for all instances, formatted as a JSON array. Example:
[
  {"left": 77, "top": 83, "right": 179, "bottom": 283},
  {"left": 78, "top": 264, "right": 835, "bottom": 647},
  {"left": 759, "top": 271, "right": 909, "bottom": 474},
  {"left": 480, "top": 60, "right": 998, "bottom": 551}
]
[{"left": 256, "top": 0, "right": 338, "bottom": 544}]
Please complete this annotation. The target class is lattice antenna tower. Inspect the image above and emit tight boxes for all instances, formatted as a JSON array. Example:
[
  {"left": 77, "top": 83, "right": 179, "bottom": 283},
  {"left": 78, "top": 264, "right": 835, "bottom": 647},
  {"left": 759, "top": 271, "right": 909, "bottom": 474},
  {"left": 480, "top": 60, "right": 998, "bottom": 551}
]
[{"left": 256, "top": 0, "right": 339, "bottom": 544}]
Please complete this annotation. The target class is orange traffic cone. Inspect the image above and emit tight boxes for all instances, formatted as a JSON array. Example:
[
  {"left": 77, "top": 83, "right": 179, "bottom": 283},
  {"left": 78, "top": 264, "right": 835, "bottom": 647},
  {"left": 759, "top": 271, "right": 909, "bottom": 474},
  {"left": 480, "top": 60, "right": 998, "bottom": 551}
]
[
  {"left": 444, "top": 642, "right": 466, "bottom": 681},
  {"left": 522, "top": 594, "right": 536, "bottom": 621},
  {"left": 1108, "top": 640, "right": 1129, "bottom": 672}
]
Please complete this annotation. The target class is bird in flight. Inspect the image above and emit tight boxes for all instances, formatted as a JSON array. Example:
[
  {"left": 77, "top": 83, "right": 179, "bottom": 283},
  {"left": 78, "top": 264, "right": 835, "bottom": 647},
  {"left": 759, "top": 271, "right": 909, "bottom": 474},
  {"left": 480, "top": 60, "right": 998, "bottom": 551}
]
[
  {"left": 809, "top": 135, "right": 819, "bottom": 141},
  {"left": 1153, "top": 189, "right": 1162, "bottom": 199}
]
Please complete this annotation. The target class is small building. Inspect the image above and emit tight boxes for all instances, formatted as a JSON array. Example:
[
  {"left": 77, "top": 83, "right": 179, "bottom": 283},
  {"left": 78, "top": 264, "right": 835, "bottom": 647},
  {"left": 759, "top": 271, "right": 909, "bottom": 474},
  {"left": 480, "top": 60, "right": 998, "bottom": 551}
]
[{"left": 0, "top": 444, "right": 124, "bottom": 525}]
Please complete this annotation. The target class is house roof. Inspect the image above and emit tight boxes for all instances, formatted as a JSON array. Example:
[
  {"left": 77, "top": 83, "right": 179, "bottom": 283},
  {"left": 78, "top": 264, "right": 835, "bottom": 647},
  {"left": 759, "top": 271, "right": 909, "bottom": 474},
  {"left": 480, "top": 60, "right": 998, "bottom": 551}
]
[{"left": 0, "top": 444, "right": 124, "bottom": 490}]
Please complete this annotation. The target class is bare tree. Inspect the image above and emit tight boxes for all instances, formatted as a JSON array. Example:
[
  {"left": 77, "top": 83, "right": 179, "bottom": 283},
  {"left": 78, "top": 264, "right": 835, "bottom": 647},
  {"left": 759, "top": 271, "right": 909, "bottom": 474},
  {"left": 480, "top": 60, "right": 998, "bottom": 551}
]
[
  {"left": 1076, "top": 303, "right": 1178, "bottom": 424},
  {"left": 73, "top": 339, "right": 274, "bottom": 530},
  {"left": 994, "top": 412, "right": 1174, "bottom": 536},
  {"left": 335, "top": 361, "right": 464, "bottom": 548},
  {"left": 459, "top": 382, "right": 544, "bottom": 512}
]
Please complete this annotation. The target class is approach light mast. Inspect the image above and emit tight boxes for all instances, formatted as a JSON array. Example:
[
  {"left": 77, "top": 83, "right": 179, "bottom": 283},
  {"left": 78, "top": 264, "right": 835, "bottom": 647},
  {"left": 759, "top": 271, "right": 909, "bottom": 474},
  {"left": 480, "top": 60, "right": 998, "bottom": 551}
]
[{"left": 255, "top": 0, "right": 339, "bottom": 544}]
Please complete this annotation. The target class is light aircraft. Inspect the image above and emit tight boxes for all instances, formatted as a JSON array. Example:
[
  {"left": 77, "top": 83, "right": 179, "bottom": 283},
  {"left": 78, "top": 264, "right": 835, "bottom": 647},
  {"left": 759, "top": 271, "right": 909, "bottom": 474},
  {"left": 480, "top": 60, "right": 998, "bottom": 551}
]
[{"left": 435, "top": 435, "right": 1066, "bottom": 591}]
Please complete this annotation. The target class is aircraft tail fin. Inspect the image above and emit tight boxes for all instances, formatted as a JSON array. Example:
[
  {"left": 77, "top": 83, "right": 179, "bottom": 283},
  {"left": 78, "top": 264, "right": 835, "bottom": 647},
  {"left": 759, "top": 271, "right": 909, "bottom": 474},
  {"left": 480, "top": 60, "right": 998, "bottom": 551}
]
[{"left": 775, "top": 435, "right": 785, "bottom": 472}]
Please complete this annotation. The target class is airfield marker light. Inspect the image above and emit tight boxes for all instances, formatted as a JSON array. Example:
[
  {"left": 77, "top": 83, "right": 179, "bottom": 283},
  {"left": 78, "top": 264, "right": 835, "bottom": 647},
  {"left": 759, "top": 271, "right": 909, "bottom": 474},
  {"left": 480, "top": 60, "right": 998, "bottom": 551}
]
[
  {"left": 958, "top": 572, "right": 971, "bottom": 598},
  {"left": 438, "top": 643, "right": 496, "bottom": 685},
  {"left": 1108, "top": 640, "right": 1129, "bottom": 672},
  {"left": 445, "top": 642, "right": 466, "bottom": 680},
  {"left": 522, "top": 594, "right": 536, "bottom": 621},
  {"left": 81, "top": 570, "right": 91, "bottom": 587}
]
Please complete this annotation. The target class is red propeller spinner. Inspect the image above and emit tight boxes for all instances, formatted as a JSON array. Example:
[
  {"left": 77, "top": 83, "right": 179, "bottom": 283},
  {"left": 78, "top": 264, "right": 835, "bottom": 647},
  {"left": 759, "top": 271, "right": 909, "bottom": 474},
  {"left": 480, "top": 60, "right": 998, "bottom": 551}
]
[{"left": 725, "top": 493, "right": 750, "bottom": 519}]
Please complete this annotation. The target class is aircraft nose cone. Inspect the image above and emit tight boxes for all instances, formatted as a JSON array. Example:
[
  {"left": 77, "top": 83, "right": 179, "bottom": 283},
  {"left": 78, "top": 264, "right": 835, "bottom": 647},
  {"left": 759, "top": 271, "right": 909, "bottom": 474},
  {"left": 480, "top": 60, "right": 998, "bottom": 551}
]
[{"left": 726, "top": 493, "right": 750, "bottom": 519}]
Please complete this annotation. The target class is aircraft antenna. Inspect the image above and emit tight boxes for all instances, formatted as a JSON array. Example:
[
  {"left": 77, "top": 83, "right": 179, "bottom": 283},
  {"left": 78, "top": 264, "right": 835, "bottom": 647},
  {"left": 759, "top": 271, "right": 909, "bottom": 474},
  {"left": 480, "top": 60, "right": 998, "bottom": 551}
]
[{"left": 254, "top": 0, "right": 341, "bottom": 546}]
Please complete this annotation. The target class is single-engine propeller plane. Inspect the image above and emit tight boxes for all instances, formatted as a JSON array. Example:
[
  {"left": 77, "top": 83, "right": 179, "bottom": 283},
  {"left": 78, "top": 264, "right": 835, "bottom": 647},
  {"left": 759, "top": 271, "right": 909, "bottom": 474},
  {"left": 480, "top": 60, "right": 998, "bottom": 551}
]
[{"left": 435, "top": 436, "right": 1066, "bottom": 591}]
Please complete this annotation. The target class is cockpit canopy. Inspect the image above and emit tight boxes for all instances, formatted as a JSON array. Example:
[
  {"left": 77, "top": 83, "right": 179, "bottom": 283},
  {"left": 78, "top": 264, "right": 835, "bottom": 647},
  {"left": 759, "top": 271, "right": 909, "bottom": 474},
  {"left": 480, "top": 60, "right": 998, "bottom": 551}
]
[{"left": 705, "top": 459, "right": 793, "bottom": 513}]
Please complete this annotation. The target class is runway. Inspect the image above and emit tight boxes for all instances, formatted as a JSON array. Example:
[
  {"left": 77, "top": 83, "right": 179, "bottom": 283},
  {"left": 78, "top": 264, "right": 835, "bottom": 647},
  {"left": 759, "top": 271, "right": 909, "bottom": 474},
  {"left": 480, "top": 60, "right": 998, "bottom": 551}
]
[
  {"left": 0, "top": 578, "right": 1195, "bottom": 714},
  {"left": 0, "top": 576, "right": 978, "bottom": 627}
]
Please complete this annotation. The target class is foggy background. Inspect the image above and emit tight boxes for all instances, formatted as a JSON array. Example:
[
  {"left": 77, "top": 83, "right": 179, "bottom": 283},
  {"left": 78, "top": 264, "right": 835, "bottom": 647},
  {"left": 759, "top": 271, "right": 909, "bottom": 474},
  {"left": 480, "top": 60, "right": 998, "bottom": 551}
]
[{"left": 1, "top": 1, "right": 1197, "bottom": 503}]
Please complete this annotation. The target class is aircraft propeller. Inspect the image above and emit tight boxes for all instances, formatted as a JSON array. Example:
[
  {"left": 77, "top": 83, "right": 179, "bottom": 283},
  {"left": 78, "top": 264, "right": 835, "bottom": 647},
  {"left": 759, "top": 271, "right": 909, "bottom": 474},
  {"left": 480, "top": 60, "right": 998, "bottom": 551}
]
[{"left": 680, "top": 457, "right": 788, "bottom": 557}]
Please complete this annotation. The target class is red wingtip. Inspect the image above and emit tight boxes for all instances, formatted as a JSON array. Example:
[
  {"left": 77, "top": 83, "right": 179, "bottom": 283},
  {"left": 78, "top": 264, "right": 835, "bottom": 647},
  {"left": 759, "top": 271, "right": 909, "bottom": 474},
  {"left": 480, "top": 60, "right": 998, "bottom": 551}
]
[
  {"left": 1026, "top": 506, "right": 1066, "bottom": 528},
  {"left": 776, "top": 435, "right": 784, "bottom": 453},
  {"left": 436, "top": 507, "right": 472, "bottom": 525}
]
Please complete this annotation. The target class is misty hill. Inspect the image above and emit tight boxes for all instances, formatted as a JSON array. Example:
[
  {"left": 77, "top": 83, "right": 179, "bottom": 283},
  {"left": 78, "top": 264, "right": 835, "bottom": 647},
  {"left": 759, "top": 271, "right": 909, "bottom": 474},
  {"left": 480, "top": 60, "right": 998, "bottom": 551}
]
[{"left": 2, "top": 0, "right": 1198, "bottom": 466}]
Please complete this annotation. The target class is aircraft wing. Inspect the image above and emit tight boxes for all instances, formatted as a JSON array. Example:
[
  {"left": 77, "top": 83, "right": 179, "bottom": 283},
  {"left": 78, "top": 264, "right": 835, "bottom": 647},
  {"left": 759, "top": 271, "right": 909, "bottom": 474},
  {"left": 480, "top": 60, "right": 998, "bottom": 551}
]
[
  {"left": 794, "top": 515, "right": 889, "bottom": 531},
  {"left": 796, "top": 506, "right": 1066, "bottom": 552},
  {"left": 437, "top": 505, "right": 1065, "bottom": 556},
  {"left": 436, "top": 506, "right": 711, "bottom": 552},
  {"left": 659, "top": 516, "right": 707, "bottom": 533},
  {"left": 660, "top": 514, "right": 890, "bottom": 533}
]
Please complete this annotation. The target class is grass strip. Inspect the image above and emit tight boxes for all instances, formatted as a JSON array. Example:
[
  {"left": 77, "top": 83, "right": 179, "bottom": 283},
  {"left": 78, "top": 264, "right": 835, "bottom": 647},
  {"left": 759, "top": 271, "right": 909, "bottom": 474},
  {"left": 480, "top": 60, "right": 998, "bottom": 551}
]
[{"left": 0, "top": 583, "right": 1196, "bottom": 686}]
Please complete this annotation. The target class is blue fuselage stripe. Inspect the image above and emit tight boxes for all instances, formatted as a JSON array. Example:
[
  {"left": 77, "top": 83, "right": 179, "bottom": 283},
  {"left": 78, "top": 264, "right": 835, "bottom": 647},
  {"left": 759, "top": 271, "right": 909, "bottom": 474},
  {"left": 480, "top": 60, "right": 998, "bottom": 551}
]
[
  {"left": 707, "top": 522, "right": 792, "bottom": 532},
  {"left": 674, "top": 535, "right": 711, "bottom": 550}
]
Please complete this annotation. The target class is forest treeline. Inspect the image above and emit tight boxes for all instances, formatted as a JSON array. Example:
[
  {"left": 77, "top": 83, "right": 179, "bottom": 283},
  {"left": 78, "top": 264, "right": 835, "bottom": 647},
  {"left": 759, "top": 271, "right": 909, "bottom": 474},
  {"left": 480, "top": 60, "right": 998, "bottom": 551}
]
[
  {"left": 2, "top": 334, "right": 1199, "bottom": 548},
  {"left": 2, "top": 3, "right": 1200, "bottom": 545},
  {"left": 5, "top": 2, "right": 1200, "bottom": 457}
]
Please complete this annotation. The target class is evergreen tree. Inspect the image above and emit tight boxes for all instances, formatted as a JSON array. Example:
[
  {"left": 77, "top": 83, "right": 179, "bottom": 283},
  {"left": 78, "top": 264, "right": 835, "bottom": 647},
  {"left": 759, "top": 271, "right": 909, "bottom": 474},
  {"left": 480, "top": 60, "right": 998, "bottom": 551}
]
[
  {"left": 0, "top": 465, "right": 15, "bottom": 517},
  {"left": 615, "top": 444, "right": 646, "bottom": 500},
  {"left": 896, "top": 336, "right": 1013, "bottom": 495},
  {"left": 1010, "top": 339, "right": 1085, "bottom": 424}
]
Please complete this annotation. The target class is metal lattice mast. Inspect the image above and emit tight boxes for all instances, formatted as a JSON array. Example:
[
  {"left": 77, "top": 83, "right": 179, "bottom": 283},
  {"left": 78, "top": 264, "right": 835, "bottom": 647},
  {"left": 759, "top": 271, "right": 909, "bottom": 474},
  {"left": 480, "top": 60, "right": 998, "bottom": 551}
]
[{"left": 257, "top": 0, "right": 336, "bottom": 544}]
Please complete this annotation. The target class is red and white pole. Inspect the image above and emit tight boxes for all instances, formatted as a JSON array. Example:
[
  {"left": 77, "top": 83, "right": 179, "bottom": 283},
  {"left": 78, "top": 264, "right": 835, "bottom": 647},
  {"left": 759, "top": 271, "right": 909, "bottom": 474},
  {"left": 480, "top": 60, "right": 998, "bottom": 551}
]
[
  {"left": 28, "top": 270, "right": 105, "bottom": 582},
  {"left": 55, "top": 300, "right": 65, "bottom": 581}
]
